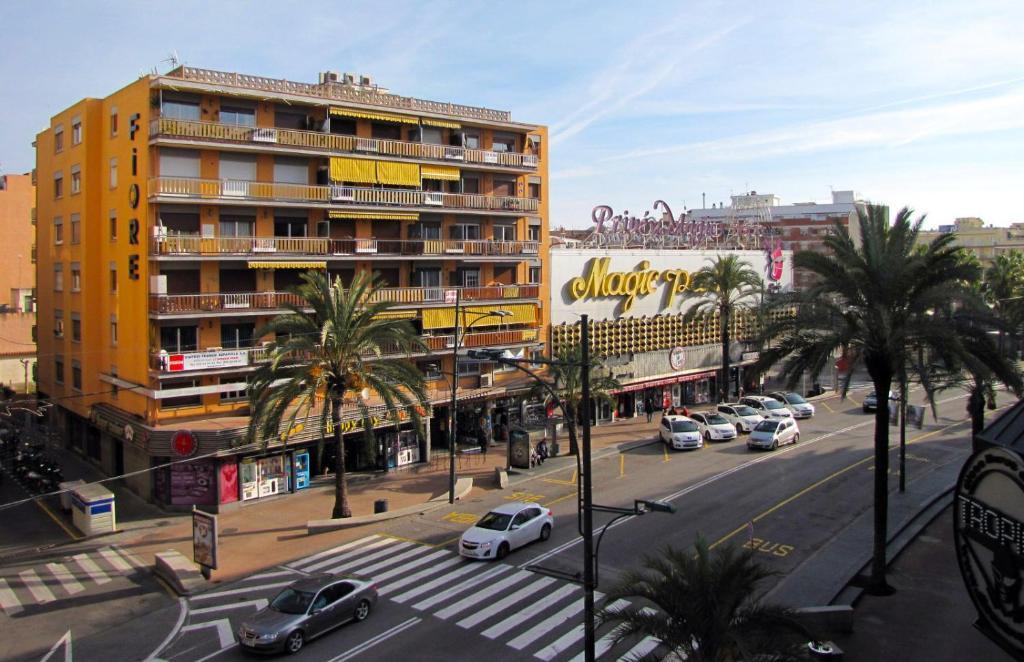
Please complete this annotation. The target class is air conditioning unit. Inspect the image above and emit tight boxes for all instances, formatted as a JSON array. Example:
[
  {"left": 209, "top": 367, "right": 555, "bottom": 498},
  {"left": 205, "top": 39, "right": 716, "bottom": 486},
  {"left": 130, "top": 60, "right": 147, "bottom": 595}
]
[
  {"left": 359, "top": 75, "right": 373, "bottom": 87},
  {"left": 342, "top": 73, "right": 356, "bottom": 85},
  {"left": 319, "top": 71, "right": 341, "bottom": 84},
  {"left": 480, "top": 373, "right": 493, "bottom": 387}
]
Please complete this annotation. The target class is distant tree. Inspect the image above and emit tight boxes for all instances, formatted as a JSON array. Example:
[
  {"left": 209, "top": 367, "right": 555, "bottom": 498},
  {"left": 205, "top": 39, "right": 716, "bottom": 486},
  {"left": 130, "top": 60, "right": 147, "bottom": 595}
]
[{"left": 535, "top": 342, "right": 619, "bottom": 456}]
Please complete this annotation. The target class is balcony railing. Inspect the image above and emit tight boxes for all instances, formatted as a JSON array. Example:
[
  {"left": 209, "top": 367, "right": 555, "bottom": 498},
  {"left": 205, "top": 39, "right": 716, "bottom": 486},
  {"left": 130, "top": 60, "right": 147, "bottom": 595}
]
[
  {"left": 152, "top": 328, "right": 539, "bottom": 372},
  {"left": 150, "top": 285, "right": 541, "bottom": 314},
  {"left": 151, "top": 118, "right": 539, "bottom": 169},
  {"left": 149, "top": 177, "right": 539, "bottom": 214},
  {"left": 152, "top": 234, "right": 540, "bottom": 258}
]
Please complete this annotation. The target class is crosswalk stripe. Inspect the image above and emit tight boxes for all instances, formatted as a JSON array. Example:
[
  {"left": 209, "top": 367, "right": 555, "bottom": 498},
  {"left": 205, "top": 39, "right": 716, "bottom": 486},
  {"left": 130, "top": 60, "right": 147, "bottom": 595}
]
[
  {"left": 247, "top": 569, "right": 299, "bottom": 581},
  {"left": 190, "top": 580, "right": 294, "bottom": 602},
  {"left": 323, "top": 541, "right": 415, "bottom": 575},
  {"left": 482, "top": 584, "right": 578, "bottom": 640},
  {"left": 191, "top": 598, "right": 268, "bottom": 615},
  {"left": 73, "top": 553, "right": 111, "bottom": 585},
  {"left": 535, "top": 599, "right": 629, "bottom": 661},
  {"left": 0, "top": 578, "right": 23, "bottom": 615},
  {"left": 289, "top": 536, "right": 380, "bottom": 570},
  {"left": 100, "top": 547, "right": 134, "bottom": 574},
  {"left": 434, "top": 569, "right": 530, "bottom": 619},
  {"left": 353, "top": 544, "right": 432, "bottom": 577},
  {"left": 457, "top": 576, "right": 555, "bottom": 629},
  {"left": 507, "top": 591, "right": 603, "bottom": 650},
  {"left": 112, "top": 546, "right": 148, "bottom": 570},
  {"left": 619, "top": 635, "right": 659, "bottom": 661},
  {"left": 389, "top": 563, "right": 479, "bottom": 603},
  {"left": 571, "top": 607, "right": 655, "bottom": 662},
  {"left": 303, "top": 537, "right": 396, "bottom": 573},
  {"left": 377, "top": 556, "right": 463, "bottom": 594},
  {"left": 19, "top": 568, "right": 56, "bottom": 604},
  {"left": 410, "top": 564, "right": 512, "bottom": 611},
  {"left": 46, "top": 562, "right": 85, "bottom": 596}
]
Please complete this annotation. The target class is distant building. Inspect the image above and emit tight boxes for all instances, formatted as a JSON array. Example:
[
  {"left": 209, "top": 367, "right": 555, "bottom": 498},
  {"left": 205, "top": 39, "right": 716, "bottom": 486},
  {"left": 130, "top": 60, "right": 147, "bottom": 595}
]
[
  {"left": 0, "top": 173, "right": 36, "bottom": 392},
  {"left": 917, "top": 217, "right": 1024, "bottom": 266}
]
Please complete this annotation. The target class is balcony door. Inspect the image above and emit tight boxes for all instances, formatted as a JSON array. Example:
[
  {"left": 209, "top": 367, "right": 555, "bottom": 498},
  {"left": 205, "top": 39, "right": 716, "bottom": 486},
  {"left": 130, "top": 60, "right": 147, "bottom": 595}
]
[
  {"left": 221, "top": 323, "right": 255, "bottom": 350},
  {"left": 160, "top": 325, "right": 198, "bottom": 353}
]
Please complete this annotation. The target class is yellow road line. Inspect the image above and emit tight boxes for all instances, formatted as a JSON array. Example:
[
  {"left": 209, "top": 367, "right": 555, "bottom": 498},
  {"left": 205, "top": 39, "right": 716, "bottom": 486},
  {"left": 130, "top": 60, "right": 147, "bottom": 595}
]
[
  {"left": 819, "top": 400, "right": 835, "bottom": 414},
  {"left": 663, "top": 445, "right": 670, "bottom": 463},
  {"left": 619, "top": 455, "right": 625, "bottom": 478},
  {"left": 545, "top": 492, "right": 578, "bottom": 508},
  {"left": 35, "top": 497, "right": 82, "bottom": 541}
]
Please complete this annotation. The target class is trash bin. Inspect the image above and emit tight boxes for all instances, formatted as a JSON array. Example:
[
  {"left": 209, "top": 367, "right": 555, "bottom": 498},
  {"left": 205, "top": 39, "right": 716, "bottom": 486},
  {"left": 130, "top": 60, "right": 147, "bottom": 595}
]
[
  {"left": 374, "top": 499, "right": 389, "bottom": 514},
  {"left": 58, "top": 479, "right": 86, "bottom": 512},
  {"left": 70, "top": 483, "right": 116, "bottom": 535}
]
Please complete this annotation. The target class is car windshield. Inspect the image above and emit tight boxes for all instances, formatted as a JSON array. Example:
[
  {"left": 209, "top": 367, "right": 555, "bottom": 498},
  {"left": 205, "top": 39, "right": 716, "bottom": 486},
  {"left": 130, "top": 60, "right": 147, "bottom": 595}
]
[
  {"left": 765, "top": 400, "right": 786, "bottom": 410},
  {"left": 705, "top": 414, "right": 730, "bottom": 425},
  {"left": 671, "top": 420, "right": 698, "bottom": 433},
  {"left": 755, "top": 420, "right": 780, "bottom": 432},
  {"left": 270, "top": 588, "right": 315, "bottom": 615},
  {"left": 734, "top": 405, "right": 758, "bottom": 416},
  {"left": 867, "top": 391, "right": 877, "bottom": 399},
  {"left": 476, "top": 511, "right": 513, "bottom": 531},
  {"left": 783, "top": 393, "right": 807, "bottom": 404}
]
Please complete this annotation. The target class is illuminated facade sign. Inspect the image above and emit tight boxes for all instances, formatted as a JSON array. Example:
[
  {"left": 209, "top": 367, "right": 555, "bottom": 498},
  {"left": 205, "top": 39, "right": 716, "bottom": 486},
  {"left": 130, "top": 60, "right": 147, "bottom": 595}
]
[{"left": 583, "top": 201, "right": 776, "bottom": 251}]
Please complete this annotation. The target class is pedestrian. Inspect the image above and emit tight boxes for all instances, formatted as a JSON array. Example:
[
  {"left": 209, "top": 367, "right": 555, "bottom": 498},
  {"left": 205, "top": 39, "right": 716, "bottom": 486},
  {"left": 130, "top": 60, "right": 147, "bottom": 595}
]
[
  {"left": 682, "top": 404, "right": 690, "bottom": 417},
  {"left": 644, "top": 396, "right": 653, "bottom": 423},
  {"left": 536, "top": 439, "right": 548, "bottom": 465}
]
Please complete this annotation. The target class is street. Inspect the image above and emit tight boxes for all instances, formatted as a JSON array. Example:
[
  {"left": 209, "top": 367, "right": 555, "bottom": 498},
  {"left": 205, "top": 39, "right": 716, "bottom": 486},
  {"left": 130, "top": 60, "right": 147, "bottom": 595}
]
[{"left": 2, "top": 387, "right": 987, "bottom": 660}]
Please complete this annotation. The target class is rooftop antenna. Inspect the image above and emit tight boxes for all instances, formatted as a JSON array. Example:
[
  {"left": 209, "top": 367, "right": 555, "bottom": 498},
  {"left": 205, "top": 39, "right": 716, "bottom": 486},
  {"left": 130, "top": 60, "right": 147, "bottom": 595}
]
[{"left": 162, "top": 50, "right": 181, "bottom": 71}]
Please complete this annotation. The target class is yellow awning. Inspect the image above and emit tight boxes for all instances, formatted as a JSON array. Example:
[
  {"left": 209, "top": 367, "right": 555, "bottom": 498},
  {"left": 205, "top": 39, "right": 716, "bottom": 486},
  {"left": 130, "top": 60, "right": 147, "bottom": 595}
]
[
  {"left": 421, "top": 303, "right": 538, "bottom": 330},
  {"left": 422, "top": 118, "right": 461, "bottom": 129},
  {"left": 330, "top": 157, "right": 377, "bottom": 184},
  {"left": 248, "top": 261, "right": 327, "bottom": 269},
  {"left": 328, "top": 210, "right": 419, "bottom": 221},
  {"left": 372, "top": 310, "right": 418, "bottom": 320},
  {"left": 421, "top": 164, "right": 461, "bottom": 182},
  {"left": 376, "top": 161, "right": 420, "bottom": 187},
  {"left": 329, "top": 107, "right": 418, "bottom": 124}
]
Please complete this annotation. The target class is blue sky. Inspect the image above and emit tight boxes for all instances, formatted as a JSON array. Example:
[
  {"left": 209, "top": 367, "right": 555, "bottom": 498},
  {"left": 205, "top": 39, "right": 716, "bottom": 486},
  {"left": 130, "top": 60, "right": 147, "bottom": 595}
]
[{"left": 2, "top": 0, "right": 1023, "bottom": 229}]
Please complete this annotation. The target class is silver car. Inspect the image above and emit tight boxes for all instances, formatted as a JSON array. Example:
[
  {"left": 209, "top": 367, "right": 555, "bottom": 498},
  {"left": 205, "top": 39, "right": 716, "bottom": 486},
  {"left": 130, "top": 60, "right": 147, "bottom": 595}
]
[{"left": 236, "top": 574, "right": 377, "bottom": 654}]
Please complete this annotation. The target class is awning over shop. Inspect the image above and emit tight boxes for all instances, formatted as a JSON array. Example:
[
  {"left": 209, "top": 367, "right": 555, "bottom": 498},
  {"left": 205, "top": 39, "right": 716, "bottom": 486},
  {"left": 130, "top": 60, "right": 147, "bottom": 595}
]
[
  {"left": 422, "top": 118, "right": 461, "bottom": 129},
  {"left": 376, "top": 161, "right": 421, "bottom": 187},
  {"left": 330, "top": 157, "right": 376, "bottom": 184},
  {"left": 372, "top": 310, "right": 418, "bottom": 320},
  {"left": 421, "top": 303, "right": 537, "bottom": 330},
  {"left": 421, "top": 164, "right": 461, "bottom": 181},
  {"left": 328, "top": 210, "right": 419, "bottom": 221},
  {"left": 328, "top": 107, "right": 418, "bottom": 124},
  {"left": 612, "top": 370, "right": 717, "bottom": 395},
  {"left": 248, "top": 261, "right": 327, "bottom": 270}
]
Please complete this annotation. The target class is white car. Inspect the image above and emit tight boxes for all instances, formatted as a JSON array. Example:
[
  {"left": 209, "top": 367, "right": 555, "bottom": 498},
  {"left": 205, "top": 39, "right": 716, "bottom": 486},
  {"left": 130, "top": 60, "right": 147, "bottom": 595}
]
[
  {"left": 747, "top": 418, "right": 800, "bottom": 450},
  {"left": 716, "top": 403, "right": 764, "bottom": 433},
  {"left": 659, "top": 415, "right": 703, "bottom": 450},
  {"left": 688, "top": 412, "right": 738, "bottom": 442},
  {"left": 459, "top": 501, "right": 553, "bottom": 560},
  {"left": 740, "top": 395, "right": 793, "bottom": 420},
  {"left": 769, "top": 391, "right": 816, "bottom": 419}
]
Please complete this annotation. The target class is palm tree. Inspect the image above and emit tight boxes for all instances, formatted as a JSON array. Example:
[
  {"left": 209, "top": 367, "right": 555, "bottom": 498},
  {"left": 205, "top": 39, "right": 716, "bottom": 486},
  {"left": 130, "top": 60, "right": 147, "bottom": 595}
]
[
  {"left": 682, "top": 255, "right": 763, "bottom": 403},
  {"left": 983, "top": 250, "right": 1024, "bottom": 357},
  {"left": 248, "top": 270, "right": 428, "bottom": 519},
  {"left": 757, "top": 204, "right": 1020, "bottom": 593},
  {"left": 537, "top": 342, "right": 619, "bottom": 456},
  {"left": 598, "top": 537, "right": 813, "bottom": 661}
]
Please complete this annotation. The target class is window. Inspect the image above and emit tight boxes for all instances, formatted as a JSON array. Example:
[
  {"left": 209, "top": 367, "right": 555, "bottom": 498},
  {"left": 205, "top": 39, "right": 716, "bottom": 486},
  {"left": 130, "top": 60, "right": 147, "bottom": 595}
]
[
  {"left": 421, "top": 127, "right": 443, "bottom": 145},
  {"left": 462, "top": 177, "right": 480, "bottom": 194},
  {"left": 55, "top": 356, "right": 64, "bottom": 384},
  {"left": 109, "top": 210, "right": 117, "bottom": 241},
  {"left": 415, "top": 269, "right": 441, "bottom": 288},
  {"left": 54, "top": 125, "right": 64, "bottom": 153},
  {"left": 110, "top": 107, "right": 118, "bottom": 137},
  {"left": 274, "top": 157, "right": 309, "bottom": 185},
  {"left": 160, "top": 148, "right": 201, "bottom": 178},
  {"left": 71, "top": 118, "right": 82, "bottom": 145},
  {"left": 528, "top": 225, "right": 540, "bottom": 242},
  {"left": 528, "top": 179, "right": 541, "bottom": 200},
  {"left": 109, "top": 158, "right": 117, "bottom": 188},
  {"left": 219, "top": 105, "right": 256, "bottom": 127},
  {"left": 457, "top": 361, "right": 480, "bottom": 376},
  {"left": 492, "top": 177, "right": 515, "bottom": 197},
  {"left": 110, "top": 316, "right": 118, "bottom": 346},
  {"left": 274, "top": 218, "right": 307, "bottom": 237},
  {"left": 221, "top": 323, "right": 254, "bottom": 349},
  {"left": 71, "top": 360, "right": 82, "bottom": 391},
  {"left": 54, "top": 264, "right": 63, "bottom": 291},
  {"left": 70, "top": 213, "right": 81, "bottom": 244},
  {"left": 529, "top": 266, "right": 541, "bottom": 284},
  {"left": 219, "top": 216, "right": 254, "bottom": 237},
  {"left": 71, "top": 313, "right": 81, "bottom": 342},
  {"left": 160, "top": 325, "right": 198, "bottom": 352},
  {"left": 70, "top": 165, "right": 81, "bottom": 195},
  {"left": 54, "top": 309, "right": 64, "bottom": 338},
  {"left": 110, "top": 263, "right": 117, "bottom": 292},
  {"left": 219, "top": 377, "right": 247, "bottom": 403},
  {"left": 54, "top": 216, "right": 64, "bottom": 244},
  {"left": 492, "top": 133, "right": 516, "bottom": 153},
  {"left": 457, "top": 268, "right": 480, "bottom": 288},
  {"left": 163, "top": 100, "right": 200, "bottom": 121},
  {"left": 449, "top": 224, "right": 480, "bottom": 241},
  {"left": 160, "top": 378, "right": 201, "bottom": 409},
  {"left": 54, "top": 172, "right": 63, "bottom": 199},
  {"left": 417, "top": 361, "right": 442, "bottom": 381},
  {"left": 493, "top": 225, "right": 516, "bottom": 241},
  {"left": 71, "top": 263, "right": 81, "bottom": 291},
  {"left": 463, "top": 132, "right": 480, "bottom": 149},
  {"left": 219, "top": 153, "right": 257, "bottom": 181},
  {"left": 110, "top": 366, "right": 118, "bottom": 399}
]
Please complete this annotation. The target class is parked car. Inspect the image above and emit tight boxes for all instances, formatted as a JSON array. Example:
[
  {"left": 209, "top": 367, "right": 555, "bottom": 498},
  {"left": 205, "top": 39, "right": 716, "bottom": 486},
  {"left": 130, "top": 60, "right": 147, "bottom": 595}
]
[
  {"left": 740, "top": 395, "right": 793, "bottom": 420},
  {"left": 460, "top": 501, "right": 554, "bottom": 560},
  {"left": 863, "top": 390, "right": 896, "bottom": 413},
  {"left": 236, "top": 574, "right": 377, "bottom": 654},
  {"left": 659, "top": 415, "right": 703, "bottom": 450},
  {"left": 769, "top": 391, "right": 816, "bottom": 419},
  {"left": 716, "top": 403, "right": 765, "bottom": 433},
  {"left": 689, "top": 412, "right": 738, "bottom": 442},
  {"left": 747, "top": 419, "right": 800, "bottom": 451}
]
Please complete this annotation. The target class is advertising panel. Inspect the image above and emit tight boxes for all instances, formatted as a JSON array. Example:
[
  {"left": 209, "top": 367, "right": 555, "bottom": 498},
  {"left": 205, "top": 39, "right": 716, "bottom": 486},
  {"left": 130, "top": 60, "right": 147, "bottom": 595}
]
[
  {"left": 192, "top": 509, "right": 218, "bottom": 570},
  {"left": 164, "top": 349, "right": 249, "bottom": 373}
]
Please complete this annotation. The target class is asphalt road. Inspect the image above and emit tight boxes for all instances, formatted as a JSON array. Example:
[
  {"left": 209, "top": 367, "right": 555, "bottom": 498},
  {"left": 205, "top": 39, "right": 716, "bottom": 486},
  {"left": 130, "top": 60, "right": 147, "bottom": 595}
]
[{"left": 4, "top": 386, "right": 988, "bottom": 661}]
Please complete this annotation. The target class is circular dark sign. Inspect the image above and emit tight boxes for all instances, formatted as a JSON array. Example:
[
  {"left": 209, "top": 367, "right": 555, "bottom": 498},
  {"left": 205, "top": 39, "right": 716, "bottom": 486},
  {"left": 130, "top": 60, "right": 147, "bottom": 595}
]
[
  {"left": 954, "top": 445, "right": 1024, "bottom": 657},
  {"left": 172, "top": 429, "right": 198, "bottom": 457},
  {"left": 128, "top": 183, "right": 140, "bottom": 209}
]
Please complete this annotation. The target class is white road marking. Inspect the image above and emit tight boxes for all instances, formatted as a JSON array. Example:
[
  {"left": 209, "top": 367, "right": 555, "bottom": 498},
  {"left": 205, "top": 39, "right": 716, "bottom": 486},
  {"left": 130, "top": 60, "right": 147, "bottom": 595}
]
[
  {"left": 570, "top": 607, "right": 655, "bottom": 661},
  {"left": 409, "top": 564, "right": 512, "bottom": 610},
  {"left": 143, "top": 596, "right": 186, "bottom": 661},
  {"left": 190, "top": 580, "right": 294, "bottom": 602},
  {"left": 481, "top": 584, "right": 579, "bottom": 640},
  {"left": 73, "top": 553, "right": 111, "bottom": 585},
  {"left": 302, "top": 537, "right": 396, "bottom": 573},
  {"left": 247, "top": 569, "right": 298, "bottom": 581},
  {"left": 114, "top": 545, "right": 149, "bottom": 570},
  {"left": 20, "top": 568, "right": 56, "bottom": 604},
  {"left": 506, "top": 591, "right": 604, "bottom": 650},
  {"left": 535, "top": 599, "right": 629, "bottom": 661},
  {"left": 182, "top": 618, "right": 235, "bottom": 648},
  {"left": 457, "top": 576, "right": 555, "bottom": 629},
  {"left": 619, "top": 635, "right": 659, "bottom": 661},
  {"left": 434, "top": 569, "right": 530, "bottom": 619},
  {"left": 190, "top": 598, "right": 268, "bottom": 615},
  {"left": 354, "top": 544, "right": 432, "bottom": 576},
  {"left": 377, "top": 556, "right": 463, "bottom": 594},
  {"left": 323, "top": 541, "right": 415, "bottom": 575},
  {"left": 388, "top": 562, "right": 479, "bottom": 602},
  {"left": 46, "top": 562, "right": 85, "bottom": 596},
  {"left": 328, "top": 617, "right": 422, "bottom": 662},
  {"left": 0, "top": 578, "right": 23, "bottom": 615},
  {"left": 39, "top": 629, "right": 72, "bottom": 662},
  {"left": 100, "top": 547, "right": 134, "bottom": 574},
  {"left": 288, "top": 535, "right": 380, "bottom": 570}
]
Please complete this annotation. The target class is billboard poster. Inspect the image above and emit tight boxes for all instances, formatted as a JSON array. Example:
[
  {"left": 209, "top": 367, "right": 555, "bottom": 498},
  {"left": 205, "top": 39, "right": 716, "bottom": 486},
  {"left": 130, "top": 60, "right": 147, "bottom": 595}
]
[
  {"left": 164, "top": 349, "right": 249, "bottom": 373},
  {"left": 192, "top": 508, "right": 218, "bottom": 570}
]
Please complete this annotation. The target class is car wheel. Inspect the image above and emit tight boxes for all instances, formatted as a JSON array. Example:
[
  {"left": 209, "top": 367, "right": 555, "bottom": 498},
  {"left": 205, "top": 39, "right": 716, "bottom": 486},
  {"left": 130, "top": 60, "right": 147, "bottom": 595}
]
[
  {"left": 285, "top": 630, "right": 305, "bottom": 655},
  {"left": 353, "top": 598, "right": 371, "bottom": 622},
  {"left": 539, "top": 523, "right": 551, "bottom": 542},
  {"left": 793, "top": 433, "right": 800, "bottom": 444},
  {"left": 496, "top": 542, "right": 510, "bottom": 560},
  {"left": 771, "top": 439, "right": 778, "bottom": 450}
]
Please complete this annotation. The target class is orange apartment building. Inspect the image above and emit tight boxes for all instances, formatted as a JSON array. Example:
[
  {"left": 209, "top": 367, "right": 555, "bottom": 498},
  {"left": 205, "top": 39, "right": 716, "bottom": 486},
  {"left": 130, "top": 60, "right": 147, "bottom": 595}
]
[
  {"left": 0, "top": 173, "right": 36, "bottom": 393},
  {"left": 34, "top": 67, "right": 549, "bottom": 508}
]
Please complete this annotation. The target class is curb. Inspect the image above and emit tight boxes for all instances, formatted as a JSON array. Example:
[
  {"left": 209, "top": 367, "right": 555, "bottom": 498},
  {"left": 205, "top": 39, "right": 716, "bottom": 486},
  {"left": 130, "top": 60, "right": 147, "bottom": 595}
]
[{"left": 306, "top": 477, "right": 474, "bottom": 534}]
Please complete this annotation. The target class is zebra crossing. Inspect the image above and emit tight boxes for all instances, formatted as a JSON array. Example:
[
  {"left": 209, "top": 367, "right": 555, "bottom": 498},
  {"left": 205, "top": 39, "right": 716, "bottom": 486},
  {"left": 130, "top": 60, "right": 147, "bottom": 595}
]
[
  {"left": 180, "top": 534, "right": 661, "bottom": 661},
  {"left": 0, "top": 545, "right": 145, "bottom": 616}
]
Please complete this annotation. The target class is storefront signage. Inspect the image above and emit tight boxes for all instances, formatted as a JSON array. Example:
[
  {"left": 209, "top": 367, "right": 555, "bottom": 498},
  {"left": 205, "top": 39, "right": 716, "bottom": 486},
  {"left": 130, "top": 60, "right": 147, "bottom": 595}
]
[
  {"left": 955, "top": 445, "right": 1024, "bottom": 657},
  {"left": 585, "top": 201, "right": 774, "bottom": 250},
  {"left": 614, "top": 371, "right": 716, "bottom": 394},
  {"left": 172, "top": 429, "right": 198, "bottom": 457},
  {"left": 568, "top": 257, "right": 693, "bottom": 313},
  {"left": 164, "top": 349, "right": 249, "bottom": 372},
  {"left": 741, "top": 351, "right": 760, "bottom": 362},
  {"left": 669, "top": 347, "right": 686, "bottom": 371}
]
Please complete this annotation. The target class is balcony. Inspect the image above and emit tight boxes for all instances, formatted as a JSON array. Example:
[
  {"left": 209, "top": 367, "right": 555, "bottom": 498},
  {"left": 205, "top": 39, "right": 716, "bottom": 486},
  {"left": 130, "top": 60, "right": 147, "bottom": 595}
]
[
  {"left": 152, "top": 234, "right": 540, "bottom": 258},
  {"left": 151, "top": 118, "right": 539, "bottom": 170},
  {"left": 150, "top": 285, "right": 541, "bottom": 315},
  {"left": 149, "top": 177, "right": 539, "bottom": 215},
  {"left": 151, "top": 328, "right": 539, "bottom": 373}
]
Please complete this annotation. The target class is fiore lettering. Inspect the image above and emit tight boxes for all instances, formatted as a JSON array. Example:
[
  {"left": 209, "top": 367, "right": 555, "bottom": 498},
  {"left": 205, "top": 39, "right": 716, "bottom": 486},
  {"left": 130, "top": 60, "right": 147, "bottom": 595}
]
[{"left": 568, "top": 257, "right": 692, "bottom": 312}]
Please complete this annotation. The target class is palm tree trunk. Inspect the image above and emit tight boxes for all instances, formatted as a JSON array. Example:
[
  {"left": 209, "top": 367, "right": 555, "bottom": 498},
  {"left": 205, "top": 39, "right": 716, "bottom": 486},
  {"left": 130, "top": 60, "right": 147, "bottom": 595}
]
[
  {"left": 331, "top": 397, "right": 352, "bottom": 519},
  {"left": 968, "top": 384, "right": 986, "bottom": 453},
  {"left": 868, "top": 374, "right": 893, "bottom": 594},
  {"left": 720, "top": 305, "right": 731, "bottom": 403},
  {"left": 565, "top": 402, "right": 579, "bottom": 456}
]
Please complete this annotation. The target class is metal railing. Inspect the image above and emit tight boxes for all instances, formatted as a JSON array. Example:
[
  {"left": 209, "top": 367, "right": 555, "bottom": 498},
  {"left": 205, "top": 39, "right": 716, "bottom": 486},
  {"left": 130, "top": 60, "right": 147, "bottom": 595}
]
[
  {"left": 149, "top": 177, "right": 539, "bottom": 213},
  {"left": 151, "top": 118, "right": 540, "bottom": 169},
  {"left": 151, "top": 233, "right": 540, "bottom": 257}
]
